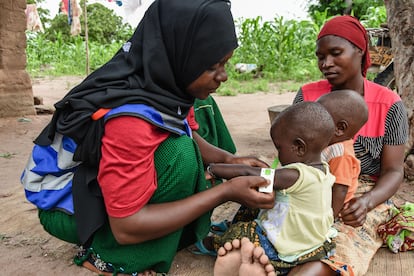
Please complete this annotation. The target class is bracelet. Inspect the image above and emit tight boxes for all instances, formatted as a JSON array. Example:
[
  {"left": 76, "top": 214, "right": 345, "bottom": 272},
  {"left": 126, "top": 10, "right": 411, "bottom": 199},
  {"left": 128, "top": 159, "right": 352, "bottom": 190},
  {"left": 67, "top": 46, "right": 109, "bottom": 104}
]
[{"left": 206, "top": 164, "right": 217, "bottom": 178}]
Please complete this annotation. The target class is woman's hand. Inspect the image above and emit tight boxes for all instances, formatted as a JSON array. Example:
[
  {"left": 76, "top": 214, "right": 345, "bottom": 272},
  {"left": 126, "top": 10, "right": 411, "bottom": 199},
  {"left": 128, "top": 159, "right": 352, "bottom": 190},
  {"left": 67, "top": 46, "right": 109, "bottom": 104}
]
[
  {"left": 339, "top": 195, "right": 370, "bottom": 227},
  {"left": 223, "top": 175, "right": 275, "bottom": 209},
  {"left": 341, "top": 144, "right": 405, "bottom": 228}
]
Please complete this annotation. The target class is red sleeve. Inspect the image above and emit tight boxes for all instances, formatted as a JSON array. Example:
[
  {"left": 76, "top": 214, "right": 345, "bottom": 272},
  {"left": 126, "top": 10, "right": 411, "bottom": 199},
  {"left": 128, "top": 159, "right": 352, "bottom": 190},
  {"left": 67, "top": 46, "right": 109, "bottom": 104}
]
[
  {"left": 98, "top": 116, "right": 169, "bottom": 218},
  {"left": 187, "top": 107, "right": 199, "bottom": 131}
]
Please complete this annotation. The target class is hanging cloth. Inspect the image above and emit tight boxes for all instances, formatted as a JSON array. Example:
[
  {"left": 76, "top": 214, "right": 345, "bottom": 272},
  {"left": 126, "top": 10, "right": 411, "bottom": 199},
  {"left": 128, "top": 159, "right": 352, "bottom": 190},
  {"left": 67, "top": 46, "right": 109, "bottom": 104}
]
[
  {"left": 25, "top": 4, "right": 44, "bottom": 32},
  {"left": 60, "top": 0, "right": 82, "bottom": 36}
]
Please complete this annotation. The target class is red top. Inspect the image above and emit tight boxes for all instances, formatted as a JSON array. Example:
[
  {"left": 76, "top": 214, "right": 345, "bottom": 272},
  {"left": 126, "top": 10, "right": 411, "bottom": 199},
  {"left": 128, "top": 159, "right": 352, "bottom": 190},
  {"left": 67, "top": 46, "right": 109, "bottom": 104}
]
[
  {"left": 301, "top": 79, "right": 401, "bottom": 139},
  {"left": 98, "top": 107, "right": 199, "bottom": 218}
]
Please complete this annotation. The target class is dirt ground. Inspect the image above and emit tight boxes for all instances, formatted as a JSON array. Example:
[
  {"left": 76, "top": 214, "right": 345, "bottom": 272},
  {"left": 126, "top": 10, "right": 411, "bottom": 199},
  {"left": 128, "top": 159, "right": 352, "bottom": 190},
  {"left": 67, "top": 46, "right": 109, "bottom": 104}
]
[{"left": 0, "top": 76, "right": 413, "bottom": 275}]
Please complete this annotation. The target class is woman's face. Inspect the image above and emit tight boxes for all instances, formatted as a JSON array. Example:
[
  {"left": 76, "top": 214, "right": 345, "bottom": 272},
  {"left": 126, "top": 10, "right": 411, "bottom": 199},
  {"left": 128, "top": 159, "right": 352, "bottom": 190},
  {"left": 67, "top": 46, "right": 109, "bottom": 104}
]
[
  {"left": 186, "top": 51, "right": 233, "bottom": 100},
  {"left": 316, "top": 35, "right": 364, "bottom": 88}
]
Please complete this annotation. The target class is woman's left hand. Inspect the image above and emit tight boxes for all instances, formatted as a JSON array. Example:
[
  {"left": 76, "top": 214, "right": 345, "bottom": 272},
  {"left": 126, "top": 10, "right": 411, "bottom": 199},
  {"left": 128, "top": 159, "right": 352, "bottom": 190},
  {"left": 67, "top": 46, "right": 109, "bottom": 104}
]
[{"left": 339, "top": 195, "right": 370, "bottom": 227}]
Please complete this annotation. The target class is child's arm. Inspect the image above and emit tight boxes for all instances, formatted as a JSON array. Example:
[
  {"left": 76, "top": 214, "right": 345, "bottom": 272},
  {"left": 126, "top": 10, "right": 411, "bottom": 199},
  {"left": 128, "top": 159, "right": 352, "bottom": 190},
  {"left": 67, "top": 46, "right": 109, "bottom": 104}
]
[
  {"left": 325, "top": 152, "right": 358, "bottom": 219},
  {"left": 208, "top": 164, "right": 299, "bottom": 192},
  {"left": 332, "top": 184, "right": 348, "bottom": 218},
  {"left": 273, "top": 168, "right": 299, "bottom": 190}
]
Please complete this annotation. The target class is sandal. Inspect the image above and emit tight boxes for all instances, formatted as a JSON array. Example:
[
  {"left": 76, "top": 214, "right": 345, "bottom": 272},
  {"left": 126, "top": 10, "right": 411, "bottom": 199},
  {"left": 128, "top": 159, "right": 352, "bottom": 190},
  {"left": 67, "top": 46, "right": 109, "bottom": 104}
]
[
  {"left": 210, "top": 220, "right": 230, "bottom": 236},
  {"left": 187, "top": 240, "right": 217, "bottom": 256}
]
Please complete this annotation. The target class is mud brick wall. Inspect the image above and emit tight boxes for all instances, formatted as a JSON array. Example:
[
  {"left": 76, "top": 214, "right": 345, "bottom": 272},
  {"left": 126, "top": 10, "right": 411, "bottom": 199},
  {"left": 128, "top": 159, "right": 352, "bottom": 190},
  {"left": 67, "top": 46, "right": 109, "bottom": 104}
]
[{"left": 0, "top": 0, "right": 35, "bottom": 117}]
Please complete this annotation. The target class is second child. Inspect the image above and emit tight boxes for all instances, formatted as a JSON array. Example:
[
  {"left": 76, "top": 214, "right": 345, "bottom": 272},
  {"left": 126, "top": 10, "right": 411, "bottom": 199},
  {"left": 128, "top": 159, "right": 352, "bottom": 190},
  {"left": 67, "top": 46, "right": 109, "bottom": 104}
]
[{"left": 317, "top": 89, "right": 368, "bottom": 218}]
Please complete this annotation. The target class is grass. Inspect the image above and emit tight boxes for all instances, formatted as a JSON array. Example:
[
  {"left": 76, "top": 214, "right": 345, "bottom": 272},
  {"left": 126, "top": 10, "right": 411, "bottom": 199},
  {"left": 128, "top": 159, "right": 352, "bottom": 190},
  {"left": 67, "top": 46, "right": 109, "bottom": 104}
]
[
  {"left": 0, "top": 152, "right": 16, "bottom": 159},
  {"left": 216, "top": 78, "right": 303, "bottom": 96}
]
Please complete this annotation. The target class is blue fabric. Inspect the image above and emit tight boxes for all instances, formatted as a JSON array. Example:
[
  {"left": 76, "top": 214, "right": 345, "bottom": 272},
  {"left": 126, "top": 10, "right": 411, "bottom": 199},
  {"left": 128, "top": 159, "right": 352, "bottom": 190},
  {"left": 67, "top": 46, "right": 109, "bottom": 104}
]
[
  {"left": 257, "top": 224, "right": 280, "bottom": 260},
  {"left": 25, "top": 183, "right": 74, "bottom": 213},
  {"left": 256, "top": 224, "right": 291, "bottom": 275},
  {"left": 21, "top": 103, "right": 191, "bottom": 215},
  {"left": 105, "top": 104, "right": 192, "bottom": 137}
]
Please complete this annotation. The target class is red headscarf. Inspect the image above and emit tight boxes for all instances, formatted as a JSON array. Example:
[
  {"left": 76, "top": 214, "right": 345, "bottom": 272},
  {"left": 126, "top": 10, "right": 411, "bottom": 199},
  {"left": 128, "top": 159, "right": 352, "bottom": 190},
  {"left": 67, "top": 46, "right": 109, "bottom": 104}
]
[{"left": 317, "top": 15, "right": 371, "bottom": 77}]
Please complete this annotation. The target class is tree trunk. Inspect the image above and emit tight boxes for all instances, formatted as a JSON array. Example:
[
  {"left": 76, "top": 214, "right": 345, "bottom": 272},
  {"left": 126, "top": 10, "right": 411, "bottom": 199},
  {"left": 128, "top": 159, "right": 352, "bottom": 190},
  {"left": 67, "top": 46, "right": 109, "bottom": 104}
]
[
  {"left": 343, "top": 0, "right": 353, "bottom": 15},
  {"left": 384, "top": 0, "right": 414, "bottom": 178},
  {"left": 0, "top": 0, "right": 36, "bottom": 117}
]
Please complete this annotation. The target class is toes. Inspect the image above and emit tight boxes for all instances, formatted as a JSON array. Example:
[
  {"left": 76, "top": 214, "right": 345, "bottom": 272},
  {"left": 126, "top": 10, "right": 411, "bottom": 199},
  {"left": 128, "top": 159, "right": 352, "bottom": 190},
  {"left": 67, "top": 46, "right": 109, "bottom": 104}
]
[
  {"left": 217, "top": 246, "right": 228, "bottom": 257},
  {"left": 240, "top": 237, "right": 255, "bottom": 264},
  {"left": 231, "top": 238, "right": 241, "bottom": 249},
  {"left": 223, "top": 241, "right": 233, "bottom": 251}
]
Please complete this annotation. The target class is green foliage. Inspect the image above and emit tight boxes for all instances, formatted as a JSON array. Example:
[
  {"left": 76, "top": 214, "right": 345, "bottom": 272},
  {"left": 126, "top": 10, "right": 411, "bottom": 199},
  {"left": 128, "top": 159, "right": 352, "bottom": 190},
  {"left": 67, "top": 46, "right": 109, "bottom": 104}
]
[
  {"left": 27, "top": 14, "right": 325, "bottom": 82},
  {"left": 26, "top": 4, "right": 387, "bottom": 94},
  {"left": 26, "top": 31, "right": 123, "bottom": 76},
  {"left": 230, "top": 16, "right": 321, "bottom": 83},
  {"left": 84, "top": 3, "right": 133, "bottom": 43},
  {"left": 360, "top": 6, "right": 387, "bottom": 27},
  {"left": 43, "top": 14, "right": 73, "bottom": 42},
  {"left": 216, "top": 78, "right": 303, "bottom": 96},
  {"left": 45, "top": 3, "right": 133, "bottom": 44},
  {"left": 307, "top": 0, "right": 385, "bottom": 20},
  {"left": 216, "top": 79, "right": 268, "bottom": 96}
]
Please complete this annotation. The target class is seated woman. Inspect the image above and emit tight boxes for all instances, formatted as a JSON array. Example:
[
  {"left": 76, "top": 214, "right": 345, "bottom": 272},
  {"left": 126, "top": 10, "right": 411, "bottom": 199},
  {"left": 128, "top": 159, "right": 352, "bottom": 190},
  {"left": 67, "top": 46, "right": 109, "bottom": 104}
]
[
  {"left": 291, "top": 15, "right": 408, "bottom": 275},
  {"left": 20, "top": 0, "right": 274, "bottom": 275}
]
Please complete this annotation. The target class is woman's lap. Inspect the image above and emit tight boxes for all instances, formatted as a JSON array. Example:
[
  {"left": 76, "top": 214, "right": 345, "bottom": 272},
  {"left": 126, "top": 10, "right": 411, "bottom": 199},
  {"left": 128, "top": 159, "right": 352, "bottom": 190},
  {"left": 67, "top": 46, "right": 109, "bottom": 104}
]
[{"left": 322, "top": 178, "right": 393, "bottom": 276}]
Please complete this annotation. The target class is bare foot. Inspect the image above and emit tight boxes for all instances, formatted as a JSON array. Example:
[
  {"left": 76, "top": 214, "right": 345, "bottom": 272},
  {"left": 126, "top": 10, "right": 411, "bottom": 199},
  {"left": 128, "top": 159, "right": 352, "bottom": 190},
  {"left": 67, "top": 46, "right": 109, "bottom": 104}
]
[
  {"left": 239, "top": 237, "right": 276, "bottom": 276},
  {"left": 213, "top": 237, "right": 276, "bottom": 276},
  {"left": 214, "top": 239, "right": 242, "bottom": 276}
]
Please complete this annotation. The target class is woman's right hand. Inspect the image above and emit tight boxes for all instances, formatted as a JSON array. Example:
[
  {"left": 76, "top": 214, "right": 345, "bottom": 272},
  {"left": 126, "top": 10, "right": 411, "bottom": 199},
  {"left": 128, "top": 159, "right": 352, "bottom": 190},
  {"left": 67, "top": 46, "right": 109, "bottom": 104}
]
[{"left": 223, "top": 175, "right": 275, "bottom": 209}]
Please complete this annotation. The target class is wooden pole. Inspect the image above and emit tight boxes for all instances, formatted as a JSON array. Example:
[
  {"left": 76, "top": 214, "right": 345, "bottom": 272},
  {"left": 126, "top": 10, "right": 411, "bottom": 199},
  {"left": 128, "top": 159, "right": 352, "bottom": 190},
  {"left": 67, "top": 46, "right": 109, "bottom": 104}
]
[{"left": 83, "top": 0, "right": 89, "bottom": 75}]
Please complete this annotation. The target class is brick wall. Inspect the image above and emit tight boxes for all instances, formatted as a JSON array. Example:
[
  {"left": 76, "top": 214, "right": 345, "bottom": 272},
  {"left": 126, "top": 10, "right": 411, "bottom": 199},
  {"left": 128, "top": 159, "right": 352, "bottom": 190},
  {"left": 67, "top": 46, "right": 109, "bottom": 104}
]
[{"left": 0, "top": 0, "right": 35, "bottom": 117}]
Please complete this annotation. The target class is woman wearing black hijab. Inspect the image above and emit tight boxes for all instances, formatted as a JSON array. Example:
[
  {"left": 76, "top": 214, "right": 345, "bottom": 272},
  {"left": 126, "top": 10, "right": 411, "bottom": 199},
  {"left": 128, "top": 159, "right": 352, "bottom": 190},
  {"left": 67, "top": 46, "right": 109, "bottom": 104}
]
[{"left": 21, "top": 0, "right": 274, "bottom": 274}]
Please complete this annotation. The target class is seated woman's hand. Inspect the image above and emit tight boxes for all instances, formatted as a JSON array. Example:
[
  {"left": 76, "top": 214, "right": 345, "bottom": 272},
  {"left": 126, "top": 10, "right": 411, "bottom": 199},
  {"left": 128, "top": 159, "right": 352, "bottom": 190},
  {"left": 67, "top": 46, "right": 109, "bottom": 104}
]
[
  {"left": 339, "top": 195, "right": 370, "bottom": 227},
  {"left": 224, "top": 175, "right": 275, "bottom": 209}
]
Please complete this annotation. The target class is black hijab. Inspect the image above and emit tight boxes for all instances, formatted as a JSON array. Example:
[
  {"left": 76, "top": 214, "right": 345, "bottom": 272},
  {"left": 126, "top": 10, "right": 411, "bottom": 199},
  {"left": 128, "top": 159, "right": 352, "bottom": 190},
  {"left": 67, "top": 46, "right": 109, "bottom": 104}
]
[
  {"left": 34, "top": 0, "right": 238, "bottom": 245},
  {"left": 36, "top": 0, "right": 238, "bottom": 147}
]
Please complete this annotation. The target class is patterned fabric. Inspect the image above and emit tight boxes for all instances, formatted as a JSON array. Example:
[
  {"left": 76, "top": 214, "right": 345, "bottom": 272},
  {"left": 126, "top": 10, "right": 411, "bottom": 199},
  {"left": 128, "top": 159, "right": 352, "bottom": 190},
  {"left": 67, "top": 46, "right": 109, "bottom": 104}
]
[
  {"left": 22, "top": 133, "right": 79, "bottom": 214},
  {"left": 320, "top": 177, "right": 393, "bottom": 276},
  {"left": 378, "top": 202, "right": 414, "bottom": 253},
  {"left": 25, "top": 4, "right": 44, "bottom": 32}
]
